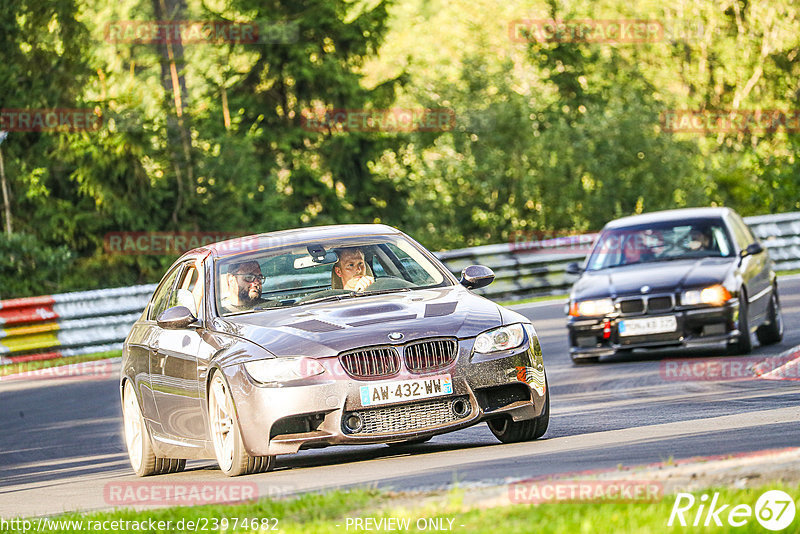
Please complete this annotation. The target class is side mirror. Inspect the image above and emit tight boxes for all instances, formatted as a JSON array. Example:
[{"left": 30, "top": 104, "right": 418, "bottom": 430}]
[
  {"left": 740, "top": 242, "right": 764, "bottom": 257},
  {"left": 566, "top": 262, "right": 584, "bottom": 275},
  {"left": 460, "top": 265, "right": 495, "bottom": 290},
  {"left": 157, "top": 305, "right": 198, "bottom": 329}
]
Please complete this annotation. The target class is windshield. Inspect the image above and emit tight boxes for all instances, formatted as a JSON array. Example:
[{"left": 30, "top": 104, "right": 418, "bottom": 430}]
[
  {"left": 214, "top": 235, "right": 450, "bottom": 315},
  {"left": 585, "top": 220, "right": 733, "bottom": 271}
]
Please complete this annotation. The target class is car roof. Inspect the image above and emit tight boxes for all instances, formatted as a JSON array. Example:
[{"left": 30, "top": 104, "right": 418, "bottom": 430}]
[
  {"left": 603, "top": 207, "right": 733, "bottom": 230},
  {"left": 184, "top": 224, "right": 404, "bottom": 259}
]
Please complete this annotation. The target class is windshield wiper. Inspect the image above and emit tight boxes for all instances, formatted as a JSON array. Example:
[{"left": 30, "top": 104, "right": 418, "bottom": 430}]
[
  {"left": 353, "top": 287, "right": 412, "bottom": 297},
  {"left": 596, "top": 260, "right": 648, "bottom": 270},
  {"left": 291, "top": 292, "right": 357, "bottom": 306},
  {"left": 593, "top": 254, "right": 725, "bottom": 271},
  {"left": 661, "top": 254, "right": 723, "bottom": 261}
]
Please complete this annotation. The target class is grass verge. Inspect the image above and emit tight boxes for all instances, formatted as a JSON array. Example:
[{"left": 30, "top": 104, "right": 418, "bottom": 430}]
[{"left": 5, "top": 483, "right": 797, "bottom": 533}]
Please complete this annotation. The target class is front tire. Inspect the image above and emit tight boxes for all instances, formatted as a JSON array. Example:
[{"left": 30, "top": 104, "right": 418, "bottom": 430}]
[
  {"left": 208, "top": 372, "right": 274, "bottom": 477},
  {"left": 122, "top": 381, "right": 186, "bottom": 476},
  {"left": 488, "top": 383, "right": 550, "bottom": 443},
  {"left": 756, "top": 290, "right": 784, "bottom": 345}
]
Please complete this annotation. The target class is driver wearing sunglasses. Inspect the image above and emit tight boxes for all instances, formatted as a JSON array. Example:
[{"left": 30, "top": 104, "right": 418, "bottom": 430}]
[{"left": 220, "top": 260, "right": 268, "bottom": 313}]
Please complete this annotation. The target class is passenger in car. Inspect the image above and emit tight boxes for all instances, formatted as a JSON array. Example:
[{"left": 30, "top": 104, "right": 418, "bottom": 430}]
[
  {"left": 687, "top": 227, "right": 713, "bottom": 252},
  {"left": 622, "top": 234, "right": 654, "bottom": 265},
  {"left": 332, "top": 248, "right": 374, "bottom": 292}
]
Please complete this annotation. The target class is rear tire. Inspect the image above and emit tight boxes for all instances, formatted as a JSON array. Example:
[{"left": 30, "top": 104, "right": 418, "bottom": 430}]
[
  {"left": 123, "top": 381, "right": 186, "bottom": 476},
  {"left": 729, "top": 293, "right": 753, "bottom": 355},
  {"left": 488, "top": 382, "right": 549, "bottom": 443},
  {"left": 756, "top": 290, "right": 784, "bottom": 346},
  {"left": 209, "top": 372, "right": 274, "bottom": 477}
]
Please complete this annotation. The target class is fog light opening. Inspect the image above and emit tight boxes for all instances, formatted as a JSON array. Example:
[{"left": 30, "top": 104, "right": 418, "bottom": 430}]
[
  {"left": 451, "top": 399, "right": 470, "bottom": 418},
  {"left": 344, "top": 413, "right": 363, "bottom": 433},
  {"left": 602, "top": 319, "right": 611, "bottom": 340}
]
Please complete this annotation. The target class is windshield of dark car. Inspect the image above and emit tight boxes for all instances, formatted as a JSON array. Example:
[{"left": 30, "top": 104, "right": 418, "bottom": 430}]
[
  {"left": 585, "top": 220, "right": 733, "bottom": 271},
  {"left": 214, "top": 235, "right": 450, "bottom": 315}
]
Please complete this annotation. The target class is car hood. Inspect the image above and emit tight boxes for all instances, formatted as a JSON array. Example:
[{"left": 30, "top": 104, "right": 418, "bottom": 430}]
[
  {"left": 212, "top": 286, "right": 502, "bottom": 358},
  {"left": 573, "top": 257, "right": 735, "bottom": 300}
]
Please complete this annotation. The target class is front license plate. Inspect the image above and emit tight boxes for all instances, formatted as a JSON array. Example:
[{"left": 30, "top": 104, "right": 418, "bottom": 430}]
[
  {"left": 360, "top": 375, "right": 453, "bottom": 406},
  {"left": 618, "top": 315, "right": 678, "bottom": 337}
]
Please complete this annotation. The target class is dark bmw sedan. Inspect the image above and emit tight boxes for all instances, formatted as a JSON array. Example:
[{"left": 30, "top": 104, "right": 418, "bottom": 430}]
[{"left": 566, "top": 208, "right": 783, "bottom": 363}]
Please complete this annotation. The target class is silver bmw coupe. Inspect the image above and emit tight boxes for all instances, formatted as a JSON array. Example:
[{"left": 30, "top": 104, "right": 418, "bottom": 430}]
[{"left": 121, "top": 224, "right": 549, "bottom": 476}]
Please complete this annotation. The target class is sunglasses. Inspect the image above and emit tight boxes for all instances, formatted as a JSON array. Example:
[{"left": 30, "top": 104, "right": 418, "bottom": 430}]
[{"left": 234, "top": 273, "right": 265, "bottom": 284}]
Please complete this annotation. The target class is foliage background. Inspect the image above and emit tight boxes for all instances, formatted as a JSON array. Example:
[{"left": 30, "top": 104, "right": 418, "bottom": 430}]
[{"left": 1, "top": 0, "right": 799, "bottom": 297}]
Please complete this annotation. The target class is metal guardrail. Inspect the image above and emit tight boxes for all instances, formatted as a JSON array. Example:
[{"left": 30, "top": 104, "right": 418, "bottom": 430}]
[
  {"left": 0, "top": 285, "right": 155, "bottom": 365},
  {"left": 744, "top": 212, "right": 800, "bottom": 272},
  {"left": 1, "top": 212, "right": 799, "bottom": 365},
  {"left": 435, "top": 242, "right": 589, "bottom": 301}
]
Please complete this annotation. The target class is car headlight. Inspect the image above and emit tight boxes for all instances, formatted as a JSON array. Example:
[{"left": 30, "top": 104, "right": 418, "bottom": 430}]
[
  {"left": 243, "top": 357, "right": 325, "bottom": 385},
  {"left": 681, "top": 284, "right": 731, "bottom": 306},
  {"left": 569, "top": 298, "right": 615, "bottom": 317},
  {"left": 474, "top": 323, "right": 526, "bottom": 354}
]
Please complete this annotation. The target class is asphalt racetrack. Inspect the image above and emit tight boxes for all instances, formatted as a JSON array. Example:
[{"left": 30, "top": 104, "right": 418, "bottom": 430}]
[{"left": 1, "top": 276, "right": 799, "bottom": 518}]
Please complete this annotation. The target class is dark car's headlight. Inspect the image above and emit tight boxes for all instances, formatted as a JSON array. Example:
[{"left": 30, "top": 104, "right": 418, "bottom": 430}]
[
  {"left": 681, "top": 284, "right": 732, "bottom": 306},
  {"left": 474, "top": 323, "right": 526, "bottom": 354},
  {"left": 569, "top": 298, "right": 615, "bottom": 317},
  {"left": 243, "top": 357, "right": 325, "bottom": 385}
]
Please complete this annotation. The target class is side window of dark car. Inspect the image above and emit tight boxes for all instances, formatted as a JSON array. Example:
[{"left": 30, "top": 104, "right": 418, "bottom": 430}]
[
  {"left": 148, "top": 267, "right": 181, "bottom": 321},
  {"left": 729, "top": 214, "right": 756, "bottom": 250}
]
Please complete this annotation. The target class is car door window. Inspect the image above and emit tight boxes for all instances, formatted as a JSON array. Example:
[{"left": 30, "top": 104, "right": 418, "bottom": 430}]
[
  {"left": 729, "top": 215, "right": 755, "bottom": 250},
  {"left": 175, "top": 263, "right": 203, "bottom": 318},
  {"left": 148, "top": 266, "right": 181, "bottom": 321}
]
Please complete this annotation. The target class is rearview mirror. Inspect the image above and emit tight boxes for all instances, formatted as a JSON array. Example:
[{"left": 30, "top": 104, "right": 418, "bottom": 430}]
[
  {"left": 460, "top": 265, "right": 495, "bottom": 290},
  {"left": 157, "top": 306, "right": 198, "bottom": 329},
  {"left": 294, "top": 251, "right": 338, "bottom": 269},
  {"left": 566, "top": 262, "right": 584, "bottom": 275},
  {"left": 740, "top": 242, "right": 764, "bottom": 258}
]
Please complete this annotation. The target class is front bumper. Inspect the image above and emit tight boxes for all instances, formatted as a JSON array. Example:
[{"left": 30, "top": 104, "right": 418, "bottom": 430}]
[
  {"left": 223, "top": 334, "right": 547, "bottom": 456},
  {"left": 568, "top": 301, "right": 740, "bottom": 359}
]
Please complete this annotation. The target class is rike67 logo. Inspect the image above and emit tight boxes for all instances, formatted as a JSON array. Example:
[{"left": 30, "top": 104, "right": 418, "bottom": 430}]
[{"left": 668, "top": 490, "right": 796, "bottom": 531}]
